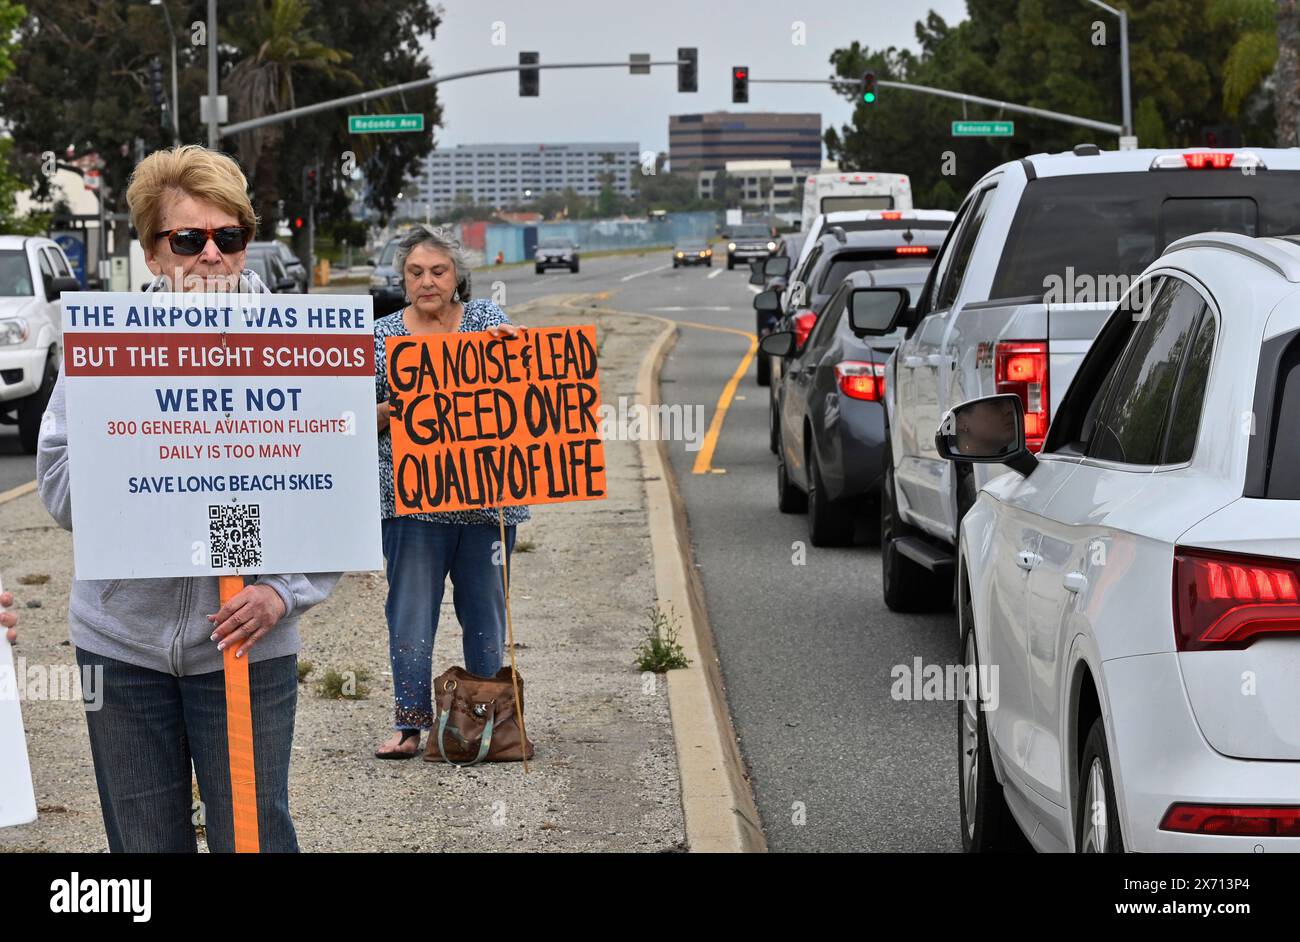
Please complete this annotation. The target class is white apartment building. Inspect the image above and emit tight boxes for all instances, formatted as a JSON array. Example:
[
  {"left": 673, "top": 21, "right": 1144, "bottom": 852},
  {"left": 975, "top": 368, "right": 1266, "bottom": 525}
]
[
  {"left": 697, "top": 159, "right": 799, "bottom": 209},
  {"left": 398, "top": 142, "right": 641, "bottom": 217}
]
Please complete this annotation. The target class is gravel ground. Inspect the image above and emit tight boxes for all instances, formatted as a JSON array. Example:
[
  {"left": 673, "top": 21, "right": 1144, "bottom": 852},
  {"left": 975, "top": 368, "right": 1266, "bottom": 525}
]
[{"left": 0, "top": 300, "right": 687, "bottom": 853}]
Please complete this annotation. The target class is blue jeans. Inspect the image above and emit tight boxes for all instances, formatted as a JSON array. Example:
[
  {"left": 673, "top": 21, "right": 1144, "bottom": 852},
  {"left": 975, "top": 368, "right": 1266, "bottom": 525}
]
[
  {"left": 75, "top": 647, "right": 299, "bottom": 853},
  {"left": 381, "top": 517, "right": 515, "bottom": 729}
]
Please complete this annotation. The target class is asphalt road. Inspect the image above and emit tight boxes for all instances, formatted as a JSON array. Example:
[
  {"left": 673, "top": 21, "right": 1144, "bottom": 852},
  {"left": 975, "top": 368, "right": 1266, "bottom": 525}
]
[
  {"left": 0, "top": 425, "right": 36, "bottom": 492},
  {"left": 578, "top": 250, "right": 965, "bottom": 851}
]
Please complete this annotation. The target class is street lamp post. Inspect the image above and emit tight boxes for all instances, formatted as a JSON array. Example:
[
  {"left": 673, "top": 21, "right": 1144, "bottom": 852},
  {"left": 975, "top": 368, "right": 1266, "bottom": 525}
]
[
  {"left": 150, "top": 0, "right": 181, "bottom": 147},
  {"left": 206, "top": 0, "right": 218, "bottom": 148},
  {"left": 1085, "top": 0, "right": 1133, "bottom": 139}
]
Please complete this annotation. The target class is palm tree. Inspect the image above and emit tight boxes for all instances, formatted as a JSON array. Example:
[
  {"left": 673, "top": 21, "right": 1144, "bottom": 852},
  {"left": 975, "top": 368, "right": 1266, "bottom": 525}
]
[
  {"left": 224, "top": 0, "right": 359, "bottom": 231},
  {"left": 1277, "top": 0, "right": 1300, "bottom": 144},
  {"left": 1210, "top": 0, "right": 1279, "bottom": 118}
]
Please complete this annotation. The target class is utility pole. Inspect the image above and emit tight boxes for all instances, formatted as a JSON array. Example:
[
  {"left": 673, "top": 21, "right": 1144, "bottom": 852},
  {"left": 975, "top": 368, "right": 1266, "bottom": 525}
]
[
  {"left": 1085, "top": 0, "right": 1133, "bottom": 138},
  {"left": 206, "top": 0, "right": 218, "bottom": 148}
]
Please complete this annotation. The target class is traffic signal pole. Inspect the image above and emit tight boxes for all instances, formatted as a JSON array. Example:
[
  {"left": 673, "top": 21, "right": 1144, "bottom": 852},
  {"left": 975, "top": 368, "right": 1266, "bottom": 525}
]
[{"left": 752, "top": 77, "right": 1124, "bottom": 136}]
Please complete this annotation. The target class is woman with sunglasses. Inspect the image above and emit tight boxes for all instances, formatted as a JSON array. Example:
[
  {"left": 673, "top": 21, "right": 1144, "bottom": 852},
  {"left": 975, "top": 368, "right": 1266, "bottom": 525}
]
[{"left": 35, "top": 144, "right": 340, "bottom": 852}]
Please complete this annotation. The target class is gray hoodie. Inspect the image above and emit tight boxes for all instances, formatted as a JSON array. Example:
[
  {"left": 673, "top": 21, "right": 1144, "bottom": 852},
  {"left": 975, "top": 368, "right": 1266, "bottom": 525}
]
[{"left": 37, "top": 268, "right": 341, "bottom": 676}]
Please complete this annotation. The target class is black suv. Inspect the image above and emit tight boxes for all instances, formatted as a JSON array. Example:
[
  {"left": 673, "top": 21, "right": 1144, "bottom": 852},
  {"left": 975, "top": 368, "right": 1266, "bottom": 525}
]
[{"left": 725, "top": 223, "right": 776, "bottom": 270}]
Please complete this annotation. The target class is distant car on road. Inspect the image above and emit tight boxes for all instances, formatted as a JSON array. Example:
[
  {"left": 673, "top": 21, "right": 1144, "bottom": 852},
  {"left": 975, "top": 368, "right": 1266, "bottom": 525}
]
[
  {"left": 368, "top": 237, "right": 404, "bottom": 316},
  {"left": 761, "top": 268, "right": 927, "bottom": 544},
  {"left": 244, "top": 248, "right": 297, "bottom": 293},
  {"left": 248, "top": 240, "right": 308, "bottom": 292},
  {"left": 673, "top": 240, "right": 713, "bottom": 268},
  {"left": 941, "top": 232, "right": 1300, "bottom": 853},
  {"left": 535, "top": 239, "right": 579, "bottom": 274},
  {"left": 0, "top": 235, "right": 76, "bottom": 452},
  {"left": 725, "top": 223, "right": 776, "bottom": 270}
]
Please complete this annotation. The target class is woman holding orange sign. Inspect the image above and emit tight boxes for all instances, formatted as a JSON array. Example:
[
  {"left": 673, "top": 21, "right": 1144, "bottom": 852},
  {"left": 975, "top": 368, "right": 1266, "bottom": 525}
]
[{"left": 372, "top": 225, "right": 528, "bottom": 759}]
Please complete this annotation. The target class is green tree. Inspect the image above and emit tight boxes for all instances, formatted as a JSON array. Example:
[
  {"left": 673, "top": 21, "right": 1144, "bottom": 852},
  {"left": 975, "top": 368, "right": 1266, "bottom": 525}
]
[
  {"left": 0, "top": 0, "right": 36, "bottom": 234},
  {"left": 224, "top": 0, "right": 359, "bottom": 236}
]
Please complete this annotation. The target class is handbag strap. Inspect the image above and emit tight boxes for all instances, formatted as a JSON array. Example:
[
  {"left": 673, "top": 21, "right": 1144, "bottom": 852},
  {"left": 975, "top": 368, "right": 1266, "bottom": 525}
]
[{"left": 435, "top": 703, "right": 496, "bottom": 767}]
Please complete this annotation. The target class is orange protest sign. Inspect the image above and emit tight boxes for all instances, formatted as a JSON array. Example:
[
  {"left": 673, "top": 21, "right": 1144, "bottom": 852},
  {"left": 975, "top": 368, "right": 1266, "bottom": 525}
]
[{"left": 386, "top": 325, "right": 606, "bottom": 514}]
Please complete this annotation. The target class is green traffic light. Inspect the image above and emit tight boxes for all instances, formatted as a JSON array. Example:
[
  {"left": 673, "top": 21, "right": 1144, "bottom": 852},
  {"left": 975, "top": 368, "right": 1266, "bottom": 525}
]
[{"left": 864, "top": 92, "right": 876, "bottom": 103}]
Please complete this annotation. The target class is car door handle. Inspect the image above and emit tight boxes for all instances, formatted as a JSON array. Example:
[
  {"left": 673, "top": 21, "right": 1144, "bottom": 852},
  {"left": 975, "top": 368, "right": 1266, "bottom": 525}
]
[
  {"left": 1016, "top": 550, "right": 1041, "bottom": 571},
  {"left": 1063, "top": 571, "right": 1088, "bottom": 593},
  {"left": 902, "top": 355, "right": 924, "bottom": 368}
]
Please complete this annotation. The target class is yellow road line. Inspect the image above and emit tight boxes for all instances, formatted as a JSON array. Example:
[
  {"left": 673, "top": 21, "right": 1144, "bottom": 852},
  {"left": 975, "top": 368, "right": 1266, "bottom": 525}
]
[
  {"left": 560, "top": 293, "right": 757, "bottom": 475},
  {"left": 0, "top": 480, "right": 36, "bottom": 506}
]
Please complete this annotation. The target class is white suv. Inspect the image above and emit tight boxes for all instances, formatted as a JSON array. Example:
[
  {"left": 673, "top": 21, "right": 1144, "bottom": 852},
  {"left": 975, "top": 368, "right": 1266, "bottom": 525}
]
[
  {"left": 942, "top": 232, "right": 1300, "bottom": 852},
  {"left": 0, "top": 236, "right": 75, "bottom": 452}
]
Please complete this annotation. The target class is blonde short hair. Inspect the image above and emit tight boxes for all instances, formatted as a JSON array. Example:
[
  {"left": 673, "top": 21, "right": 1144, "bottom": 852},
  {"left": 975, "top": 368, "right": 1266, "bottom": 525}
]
[{"left": 126, "top": 145, "right": 258, "bottom": 248}]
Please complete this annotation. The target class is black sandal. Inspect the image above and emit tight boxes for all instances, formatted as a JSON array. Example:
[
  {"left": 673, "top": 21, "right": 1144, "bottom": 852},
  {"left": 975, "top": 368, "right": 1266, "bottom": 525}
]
[{"left": 374, "top": 728, "right": 422, "bottom": 760}]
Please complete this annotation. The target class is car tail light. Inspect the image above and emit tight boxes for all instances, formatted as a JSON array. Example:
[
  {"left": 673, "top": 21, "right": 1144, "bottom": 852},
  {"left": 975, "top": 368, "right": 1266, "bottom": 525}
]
[
  {"left": 835, "top": 361, "right": 885, "bottom": 401},
  {"left": 1173, "top": 546, "right": 1300, "bottom": 651},
  {"left": 792, "top": 310, "right": 817, "bottom": 348},
  {"left": 1161, "top": 804, "right": 1300, "bottom": 836},
  {"left": 881, "top": 211, "right": 903, "bottom": 220},
  {"left": 895, "top": 246, "right": 929, "bottom": 255},
  {"left": 994, "top": 341, "right": 1048, "bottom": 451},
  {"left": 1149, "top": 151, "right": 1267, "bottom": 171}
]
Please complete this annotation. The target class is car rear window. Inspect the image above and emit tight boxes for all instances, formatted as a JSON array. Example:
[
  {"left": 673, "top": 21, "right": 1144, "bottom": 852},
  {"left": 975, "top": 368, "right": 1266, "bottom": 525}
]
[
  {"left": 822, "top": 195, "right": 893, "bottom": 212},
  {"left": 991, "top": 170, "right": 1300, "bottom": 300},
  {"left": 816, "top": 252, "right": 932, "bottom": 292},
  {"left": 0, "top": 251, "right": 33, "bottom": 296},
  {"left": 830, "top": 220, "right": 951, "bottom": 233}
]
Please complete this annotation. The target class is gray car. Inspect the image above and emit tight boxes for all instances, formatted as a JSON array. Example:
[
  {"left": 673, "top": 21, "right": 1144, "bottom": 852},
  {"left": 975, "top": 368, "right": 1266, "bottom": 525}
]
[
  {"left": 535, "top": 239, "right": 579, "bottom": 274},
  {"left": 248, "top": 241, "right": 308, "bottom": 292},
  {"left": 368, "top": 237, "right": 404, "bottom": 316}
]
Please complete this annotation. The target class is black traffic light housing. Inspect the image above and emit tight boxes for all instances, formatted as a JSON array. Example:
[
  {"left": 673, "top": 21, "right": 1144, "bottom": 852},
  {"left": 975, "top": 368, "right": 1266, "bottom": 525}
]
[
  {"left": 862, "top": 70, "right": 878, "bottom": 105},
  {"left": 519, "top": 52, "right": 539, "bottom": 97},
  {"left": 149, "top": 58, "right": 163, "bottom": 106},
  {"left": 732, "top": 66, "right": 749, "bottom": 103},
  {"left": 302, "top": 165, "right": 320, "bottom": 205},
  {"left": 678, "top": 47, "right": 698, "bottom": 93}
]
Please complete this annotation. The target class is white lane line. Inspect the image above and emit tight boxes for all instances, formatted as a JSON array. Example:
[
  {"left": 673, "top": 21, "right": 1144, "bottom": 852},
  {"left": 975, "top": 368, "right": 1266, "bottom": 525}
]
[
  {"left": 747, "top": 284, "right": 761, "bottom": 294},
  {"left": 707, "top": 267, "right": 724, "bottom": 279},
  {"left": 620, "top": 264, "right": 672, "bottom": 282}
]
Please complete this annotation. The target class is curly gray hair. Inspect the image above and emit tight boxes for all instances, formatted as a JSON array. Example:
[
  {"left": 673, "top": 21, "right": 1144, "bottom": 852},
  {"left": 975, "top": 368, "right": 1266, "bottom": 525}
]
[{"left": 393, "top": 224, "right": 471, "bottom": 300}]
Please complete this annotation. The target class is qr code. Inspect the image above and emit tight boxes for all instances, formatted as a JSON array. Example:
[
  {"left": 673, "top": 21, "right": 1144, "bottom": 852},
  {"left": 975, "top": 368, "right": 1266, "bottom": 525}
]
[{"left": 209, "top": 504, "right": 262, "bottom": 569}]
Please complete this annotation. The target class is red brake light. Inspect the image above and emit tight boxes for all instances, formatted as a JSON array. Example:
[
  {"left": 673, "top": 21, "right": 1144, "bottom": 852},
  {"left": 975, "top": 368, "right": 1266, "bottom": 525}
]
[
  {"left": 1173, "top": 547, "right": 1300, "bottom": 651},
  {"left": 895, "top": 246, "right": 929, "bottom": 255},
  {"left": 1161, "top": 804, "right": 1300, "bottom": 836},
  {"left": 1182, "top": 151, "right": 1234, "bottom": 169},
  {"left": 793, "top": 310, "right": 817, "bottom": 348},
  {"left": 834, "top": 360, "right": 885, "bottom": 401},
  {"left": 994, "top": 341, "right": 1048, "bottom": 452},
  {"left": 881, "top": 211, "right": 903, "bottom": 220}
]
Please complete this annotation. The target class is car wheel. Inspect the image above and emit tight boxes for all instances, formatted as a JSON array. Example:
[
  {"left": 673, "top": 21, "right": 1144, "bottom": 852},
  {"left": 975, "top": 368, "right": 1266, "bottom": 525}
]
[
  {"left": 881, "top": 427, "right": 951, "bottom": 612},
  {"left": 18, "top": 352, "right": 57, "bottom": 455},
  {"left": 775, "top": 428, "right": 807, "bottom": 514},
  {"left": 535, "top": 265, "right": 544, "bottom": 275},
  {"left": 706, "top": 260, "right": 712, "bottom": 267},
  {"left": 727, "top": 256, "right": 734, "bottom": 270},
  {"left": 1076, "top": 718, "right": 1124, "bottom": 853},
  {"left": 571, "top": 261, "right": 579, "bottom": 273},
  {"left": 673, "top": 261, "right": 679, "bottom": 269},
  {"left": 807, "top": 444, "right": 854, "bottom": 546},
  {"left": 958, "top": 610, "right": 1030, "bottom": 852},
  {"left": 756, "top": 351, "right": 770, "bottom": 387}
]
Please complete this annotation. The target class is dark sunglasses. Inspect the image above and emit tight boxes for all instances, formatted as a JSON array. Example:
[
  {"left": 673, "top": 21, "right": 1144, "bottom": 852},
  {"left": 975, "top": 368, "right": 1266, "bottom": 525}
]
[{"left": 155, "top": 226, "right": 251, "bottom": 256}]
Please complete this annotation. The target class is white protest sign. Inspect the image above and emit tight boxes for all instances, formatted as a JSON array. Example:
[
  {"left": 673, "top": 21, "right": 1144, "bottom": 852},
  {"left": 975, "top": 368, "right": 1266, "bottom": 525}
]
[
  {"left": 0, "top": 575, "right": 37, "bottom": 829},
  {"left": 60, "top": 291, "right": 383, "bottom": 580}
]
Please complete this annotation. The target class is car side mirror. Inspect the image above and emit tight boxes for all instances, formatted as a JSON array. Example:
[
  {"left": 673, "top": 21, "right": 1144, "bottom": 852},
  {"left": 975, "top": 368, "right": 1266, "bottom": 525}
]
[
  {"left": 764, "top": 256, "right": 792, "bottom": 278},
  {"left": 759, "top": 331, "right": 796, "bottom": 358},
  {"left": 936, "top": 394, "right": 1037, "bottom": 476},
  {"left": 48, "top": 275, "right": 80, "bottom": 300},
  {"left": 847, "top": 287, "right": 910, "bottom": 336},
  {"left": 753, "top": 289, "right": 781, "bottom": 315}
]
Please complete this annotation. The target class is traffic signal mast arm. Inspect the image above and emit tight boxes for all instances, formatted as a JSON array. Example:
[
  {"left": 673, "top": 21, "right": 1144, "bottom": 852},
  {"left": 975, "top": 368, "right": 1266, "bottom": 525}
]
[{"left": 751, "top": 75, "right": 1123, "bottom": 135}]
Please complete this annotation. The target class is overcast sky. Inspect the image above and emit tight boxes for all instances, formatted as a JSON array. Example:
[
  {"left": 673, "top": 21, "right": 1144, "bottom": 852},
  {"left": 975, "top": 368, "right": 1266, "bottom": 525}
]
[{"left": 420, "top": 0, "right": 970, "bottom": 156}]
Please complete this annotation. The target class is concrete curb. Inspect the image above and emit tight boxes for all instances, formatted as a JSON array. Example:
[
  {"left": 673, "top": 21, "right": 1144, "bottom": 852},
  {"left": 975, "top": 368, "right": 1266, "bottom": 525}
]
[{"left": 558, "top": 294, "right": 766, "bottom": 853}]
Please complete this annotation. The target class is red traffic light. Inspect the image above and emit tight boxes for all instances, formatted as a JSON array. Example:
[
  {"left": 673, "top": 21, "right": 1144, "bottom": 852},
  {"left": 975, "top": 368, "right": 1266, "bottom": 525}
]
[
  {"left": 734, "top": 68, "right": 747, "bottom": 79},
  {"left": 294, "top": 217, "right": 304, "bottom": 229}
]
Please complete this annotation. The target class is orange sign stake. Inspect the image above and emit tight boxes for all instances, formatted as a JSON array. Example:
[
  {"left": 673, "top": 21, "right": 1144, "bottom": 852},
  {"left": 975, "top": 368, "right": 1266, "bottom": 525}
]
[{"left": 220, "top": 574, "right": 259, "bottom": 852}]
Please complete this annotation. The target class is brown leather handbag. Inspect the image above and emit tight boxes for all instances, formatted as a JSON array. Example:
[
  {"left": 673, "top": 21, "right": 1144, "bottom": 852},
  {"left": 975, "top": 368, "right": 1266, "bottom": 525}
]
[{"left": 424, "top": 666, "right": 536, "bottom": 765}]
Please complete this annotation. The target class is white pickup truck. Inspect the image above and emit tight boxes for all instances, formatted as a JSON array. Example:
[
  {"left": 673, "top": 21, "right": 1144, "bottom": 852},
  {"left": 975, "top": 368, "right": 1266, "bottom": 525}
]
[
  {"left": 0, "top": 235, "right": 76, "bottom": 453},
  {"left": 881, "top": 144, "right": 1300, "bottom": 611}
]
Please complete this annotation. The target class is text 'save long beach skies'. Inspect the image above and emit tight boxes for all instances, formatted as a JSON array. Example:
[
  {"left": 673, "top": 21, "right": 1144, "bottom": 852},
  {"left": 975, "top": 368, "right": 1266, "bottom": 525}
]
[
  {"left": 387, "top": 325, "right": 606, "bottom": 514},
  {"left": 59, "top": 292, "right": 385, "bottom": 581}
]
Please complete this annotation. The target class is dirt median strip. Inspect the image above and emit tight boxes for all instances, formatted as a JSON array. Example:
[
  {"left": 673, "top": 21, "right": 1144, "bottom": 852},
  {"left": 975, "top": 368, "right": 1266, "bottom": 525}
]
[{"left": 0, "top": 299, "right": 685, "bottom": 853}]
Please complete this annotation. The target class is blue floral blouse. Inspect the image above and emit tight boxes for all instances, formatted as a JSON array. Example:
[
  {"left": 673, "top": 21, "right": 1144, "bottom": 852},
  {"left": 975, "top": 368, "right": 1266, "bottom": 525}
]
[{"left": 374, "top": 300, "right": 532, "bottom": 527}]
